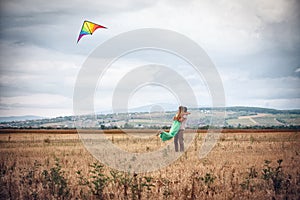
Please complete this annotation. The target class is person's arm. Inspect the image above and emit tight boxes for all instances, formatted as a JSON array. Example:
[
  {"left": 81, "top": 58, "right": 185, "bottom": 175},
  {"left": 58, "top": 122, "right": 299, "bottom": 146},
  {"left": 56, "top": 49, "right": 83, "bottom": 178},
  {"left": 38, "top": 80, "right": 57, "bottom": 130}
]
[
  {"left": 178, "top": 114, "right": 188, "bottom": 122},
  {"left": 173, "top": 114, "right": 179, "bottom": 121},
  {"left": 182, "top": 112, "right": 191, "bottom": 115}
]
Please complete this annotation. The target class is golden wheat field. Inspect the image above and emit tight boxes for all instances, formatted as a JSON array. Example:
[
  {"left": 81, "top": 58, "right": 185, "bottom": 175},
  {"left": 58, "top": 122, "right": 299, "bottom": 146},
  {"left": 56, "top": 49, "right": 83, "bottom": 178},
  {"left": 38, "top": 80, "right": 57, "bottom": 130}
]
[{"left": 0, "top": 129, "right": 299, "bottom": 200}]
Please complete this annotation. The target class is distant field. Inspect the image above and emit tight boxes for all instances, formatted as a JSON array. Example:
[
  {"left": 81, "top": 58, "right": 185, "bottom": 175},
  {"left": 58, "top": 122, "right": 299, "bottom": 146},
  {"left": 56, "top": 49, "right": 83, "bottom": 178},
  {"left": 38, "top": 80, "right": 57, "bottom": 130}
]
[
  {"left": 2, "top": 107, "right": 299, "bottom": 129},
  {"left": 0, "top": 129, "right": 299, "bottom": 199}
]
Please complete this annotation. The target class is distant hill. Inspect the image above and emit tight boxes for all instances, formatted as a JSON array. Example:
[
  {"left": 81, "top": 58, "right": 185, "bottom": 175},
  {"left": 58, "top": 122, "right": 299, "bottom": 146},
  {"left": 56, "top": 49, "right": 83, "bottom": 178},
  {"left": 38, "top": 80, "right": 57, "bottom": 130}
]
[
  {"left": 0, "top": 106, "right": 299, "bottom": 129},
  {"left": 0, "top": 115, "right": 44, "bottom": 122},
  {"left": 97, "top": 103, "right": 178, "bottom": 114},
  {"left": 224, "top": 106, "right": 300, "bottom": 114}
]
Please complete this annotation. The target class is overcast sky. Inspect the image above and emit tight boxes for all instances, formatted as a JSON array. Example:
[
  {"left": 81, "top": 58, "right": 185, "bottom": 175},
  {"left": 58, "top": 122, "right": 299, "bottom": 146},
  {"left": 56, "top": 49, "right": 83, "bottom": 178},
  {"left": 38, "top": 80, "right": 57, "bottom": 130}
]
[{"left": 0, "top": 0, "right": 299, "bottom": 117}]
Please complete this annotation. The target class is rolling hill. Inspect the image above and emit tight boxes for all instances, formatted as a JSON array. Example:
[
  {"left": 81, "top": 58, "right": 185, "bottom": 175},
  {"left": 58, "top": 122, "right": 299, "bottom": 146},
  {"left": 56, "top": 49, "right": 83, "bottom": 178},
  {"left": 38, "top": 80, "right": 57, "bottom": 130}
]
[{"left": 0, "top": 106, "right": 299, "bottom": 129}]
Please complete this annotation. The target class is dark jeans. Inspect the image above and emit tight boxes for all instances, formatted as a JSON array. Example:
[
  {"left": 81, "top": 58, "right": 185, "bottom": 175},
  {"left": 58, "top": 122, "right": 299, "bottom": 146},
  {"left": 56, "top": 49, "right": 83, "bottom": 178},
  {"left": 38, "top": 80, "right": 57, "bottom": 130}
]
[{"left": 174, "top": 129, "right": 184, "bottom": 152}]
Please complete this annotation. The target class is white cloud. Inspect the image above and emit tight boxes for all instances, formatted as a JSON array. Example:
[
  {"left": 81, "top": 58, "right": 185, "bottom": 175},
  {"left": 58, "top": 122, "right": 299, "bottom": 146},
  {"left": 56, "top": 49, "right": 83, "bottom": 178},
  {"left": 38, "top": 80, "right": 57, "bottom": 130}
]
[
  {"left": 223, "top": 75, "right": 300, "bottom": 109},
  {"left": 0, "top": 94, "right": 71, "bottom": 106},
  {"left": 0, "top": 0, "right": 299, "bottom": 117},
  {"left": 0, "top": 93, "right": 73, "bottom": 117},
  {"left": 106, "top": 0, "right": 299, "bottom": 56}
]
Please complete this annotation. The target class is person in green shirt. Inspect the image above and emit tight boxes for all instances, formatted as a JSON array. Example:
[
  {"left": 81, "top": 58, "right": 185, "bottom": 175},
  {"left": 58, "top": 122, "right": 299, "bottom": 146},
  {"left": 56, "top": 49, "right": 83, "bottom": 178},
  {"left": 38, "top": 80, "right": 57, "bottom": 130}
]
[
  {"left": 157, "top": 106, "right": 190, "bottom": 142},
  {"left": 174, "top": 106, "right": 189, "bottom": 152}
]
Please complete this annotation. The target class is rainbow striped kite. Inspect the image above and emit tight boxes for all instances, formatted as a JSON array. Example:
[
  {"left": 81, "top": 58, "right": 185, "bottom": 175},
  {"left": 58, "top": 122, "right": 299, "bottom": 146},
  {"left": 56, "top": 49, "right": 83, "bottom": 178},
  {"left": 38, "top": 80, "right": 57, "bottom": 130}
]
[{"left": 77, "top": 20, "right": 107, "bottom": 43}]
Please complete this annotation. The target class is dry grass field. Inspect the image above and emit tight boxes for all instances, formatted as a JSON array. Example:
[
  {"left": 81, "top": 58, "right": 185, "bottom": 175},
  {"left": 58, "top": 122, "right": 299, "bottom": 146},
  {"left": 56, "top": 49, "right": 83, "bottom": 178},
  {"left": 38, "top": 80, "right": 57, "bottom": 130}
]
[{"left": 0, "top": 129, "right": 299, "bottom": 199}]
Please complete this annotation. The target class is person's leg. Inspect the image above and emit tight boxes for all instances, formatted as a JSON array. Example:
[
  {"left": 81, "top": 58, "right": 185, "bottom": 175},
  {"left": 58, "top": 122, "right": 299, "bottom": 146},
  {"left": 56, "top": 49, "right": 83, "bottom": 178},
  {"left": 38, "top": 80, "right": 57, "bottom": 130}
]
[
  {"left": 174, "top": 133, "right": 179, "bottom": 152},
  {"left": 178, "top": 130, "right": 184, "bottom": 152}
]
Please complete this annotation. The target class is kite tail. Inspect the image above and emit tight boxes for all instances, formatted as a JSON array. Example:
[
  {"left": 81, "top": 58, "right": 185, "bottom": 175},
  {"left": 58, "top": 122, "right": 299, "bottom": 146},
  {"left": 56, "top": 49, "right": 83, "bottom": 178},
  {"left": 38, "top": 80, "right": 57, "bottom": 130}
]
[{"left": 159, "top": 120, "right": 181, "bottom": 142}]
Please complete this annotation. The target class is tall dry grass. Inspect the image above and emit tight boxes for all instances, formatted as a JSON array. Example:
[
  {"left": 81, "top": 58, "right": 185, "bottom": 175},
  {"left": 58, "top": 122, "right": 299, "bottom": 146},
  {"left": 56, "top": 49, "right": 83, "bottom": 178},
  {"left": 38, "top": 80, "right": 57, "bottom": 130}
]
[{"left": 0, "top": 129, "right": 299, "bottom": 199}]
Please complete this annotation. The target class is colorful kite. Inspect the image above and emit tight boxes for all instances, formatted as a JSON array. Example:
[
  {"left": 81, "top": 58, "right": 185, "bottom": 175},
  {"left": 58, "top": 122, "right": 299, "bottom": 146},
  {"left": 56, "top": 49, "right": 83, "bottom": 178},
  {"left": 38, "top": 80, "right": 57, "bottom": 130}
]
[{"left": 77, "top": 20, "right": 107, "bottom": 43}]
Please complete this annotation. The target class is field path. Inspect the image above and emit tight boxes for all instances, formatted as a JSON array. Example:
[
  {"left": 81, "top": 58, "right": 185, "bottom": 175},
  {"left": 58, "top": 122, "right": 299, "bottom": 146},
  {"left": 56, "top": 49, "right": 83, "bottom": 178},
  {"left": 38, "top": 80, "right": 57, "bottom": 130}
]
[{"left": 238, "top": 113, "right": 271, "bottom": 124}]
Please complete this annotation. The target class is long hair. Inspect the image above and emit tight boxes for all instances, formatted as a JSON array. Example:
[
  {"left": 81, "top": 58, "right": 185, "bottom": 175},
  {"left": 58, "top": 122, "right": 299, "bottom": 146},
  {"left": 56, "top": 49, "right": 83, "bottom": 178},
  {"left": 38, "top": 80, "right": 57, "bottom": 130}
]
[{"left": 173, "top": 106, "right": 184, "bottom": 121}]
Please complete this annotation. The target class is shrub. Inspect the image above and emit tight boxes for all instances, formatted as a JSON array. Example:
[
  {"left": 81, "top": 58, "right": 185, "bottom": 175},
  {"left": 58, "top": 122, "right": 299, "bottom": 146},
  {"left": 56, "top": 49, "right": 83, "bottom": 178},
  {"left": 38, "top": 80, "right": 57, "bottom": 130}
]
[
  {"left": 261, "top": 159, "right": 284, "bottom": 195},
  {"left": 41, "top": 158, "right": 70, "bottom": 199},
  {"left": 77, "top": 162, "right": 109, "bottom": 199}
]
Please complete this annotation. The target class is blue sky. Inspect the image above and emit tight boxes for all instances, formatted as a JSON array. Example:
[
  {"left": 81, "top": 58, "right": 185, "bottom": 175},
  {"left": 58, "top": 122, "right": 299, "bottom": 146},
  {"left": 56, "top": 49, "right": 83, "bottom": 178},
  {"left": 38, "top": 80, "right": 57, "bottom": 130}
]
[{"left": 0, "top": 0, "right": 299, "bottom": 117}]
